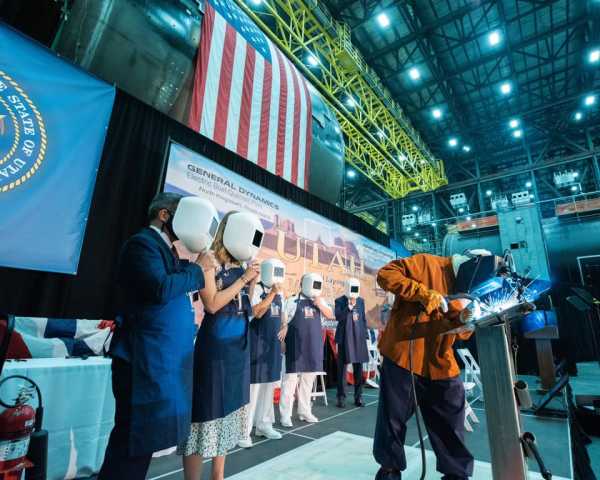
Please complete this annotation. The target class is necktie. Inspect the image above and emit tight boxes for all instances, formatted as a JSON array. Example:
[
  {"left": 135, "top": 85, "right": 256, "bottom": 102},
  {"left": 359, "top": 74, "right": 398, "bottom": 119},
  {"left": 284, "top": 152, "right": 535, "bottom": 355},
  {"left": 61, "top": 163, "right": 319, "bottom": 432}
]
[{"left": 171, "top": 245, "right": 180, "bottom": 260}]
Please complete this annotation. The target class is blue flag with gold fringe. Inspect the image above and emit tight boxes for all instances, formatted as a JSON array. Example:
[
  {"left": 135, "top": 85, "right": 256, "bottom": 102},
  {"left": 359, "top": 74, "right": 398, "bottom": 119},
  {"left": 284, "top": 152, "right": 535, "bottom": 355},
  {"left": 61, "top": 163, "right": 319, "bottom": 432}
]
[{"left": 0, "top": 23, "right": 115, "bottom": 274}]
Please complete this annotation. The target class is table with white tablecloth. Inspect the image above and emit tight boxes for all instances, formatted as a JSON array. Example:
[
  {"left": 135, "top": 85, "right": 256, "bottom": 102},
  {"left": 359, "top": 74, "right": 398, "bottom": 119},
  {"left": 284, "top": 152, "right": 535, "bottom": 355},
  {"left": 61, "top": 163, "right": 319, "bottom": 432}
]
[{"left": 0, "top": 357, "right": 114, "bottom": 480}]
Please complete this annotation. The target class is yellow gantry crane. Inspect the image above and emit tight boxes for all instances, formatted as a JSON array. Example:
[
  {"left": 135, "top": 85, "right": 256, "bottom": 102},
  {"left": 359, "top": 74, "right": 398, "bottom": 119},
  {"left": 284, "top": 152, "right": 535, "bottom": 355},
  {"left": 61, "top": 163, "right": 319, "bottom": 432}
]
[{"left": 234, "top": 0, "right": 447, "bottom": 200}]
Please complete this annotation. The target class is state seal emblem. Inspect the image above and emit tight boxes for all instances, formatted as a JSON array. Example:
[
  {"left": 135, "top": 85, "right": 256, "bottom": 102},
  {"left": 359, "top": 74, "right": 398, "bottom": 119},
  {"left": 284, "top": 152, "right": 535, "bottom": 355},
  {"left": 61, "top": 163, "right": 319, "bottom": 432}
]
[{"left": 0, "top": 70, "right": 46, "bottom": 192}]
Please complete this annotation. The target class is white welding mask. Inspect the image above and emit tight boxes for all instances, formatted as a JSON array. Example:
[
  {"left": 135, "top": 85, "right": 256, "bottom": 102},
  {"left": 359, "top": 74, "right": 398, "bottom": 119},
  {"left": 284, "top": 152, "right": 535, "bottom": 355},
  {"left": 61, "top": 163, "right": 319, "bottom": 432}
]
[
  {"left": 261, "top": 258, "right": 286, "bottom": 288},
  {"left": 345, "top": 278, "right": 360, "bottom": 299},
  {"left": 222, "top": 211, "right": 265, "bottom": 262},
  {"left": 172, "top": 196, "right": 220, "bottom": 253},
  {"left": 301, "top": 273, "right": 323, "bottom": 299}
]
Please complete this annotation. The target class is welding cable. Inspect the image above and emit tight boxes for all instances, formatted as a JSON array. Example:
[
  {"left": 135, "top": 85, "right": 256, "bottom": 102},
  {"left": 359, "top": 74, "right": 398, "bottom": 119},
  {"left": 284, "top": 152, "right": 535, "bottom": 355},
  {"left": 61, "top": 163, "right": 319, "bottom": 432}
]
[{"left": 409, "top": 311, "right": 427, "bottom": 480}]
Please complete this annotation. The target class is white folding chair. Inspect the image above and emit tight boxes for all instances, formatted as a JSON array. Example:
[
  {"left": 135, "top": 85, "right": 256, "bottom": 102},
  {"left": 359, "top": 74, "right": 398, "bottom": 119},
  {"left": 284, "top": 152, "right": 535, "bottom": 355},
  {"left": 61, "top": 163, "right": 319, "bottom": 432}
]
[
  {"left": 311, "top": 372, "right": 328, "bottom": 406},
  {"left": 463, "top": 399, "right": 480, "bottom": 432},
  {"left": 365, "top": 329, "right": 382, "bottom": 388},
  {"left": 457, "top": 348, "right": 483, "bottom": 402}
]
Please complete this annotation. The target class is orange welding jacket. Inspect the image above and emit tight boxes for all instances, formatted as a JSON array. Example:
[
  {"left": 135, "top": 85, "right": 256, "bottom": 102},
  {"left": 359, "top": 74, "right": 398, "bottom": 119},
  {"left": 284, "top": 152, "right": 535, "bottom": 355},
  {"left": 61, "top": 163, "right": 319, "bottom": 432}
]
[{"left": 377, "top": 253, "right": 473, "bottom": 379}]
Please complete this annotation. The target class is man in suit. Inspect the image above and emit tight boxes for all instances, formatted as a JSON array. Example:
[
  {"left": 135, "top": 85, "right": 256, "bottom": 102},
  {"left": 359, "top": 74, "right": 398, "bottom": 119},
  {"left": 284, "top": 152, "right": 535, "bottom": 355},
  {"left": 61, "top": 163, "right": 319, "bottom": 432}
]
[
  {"left": 334, "top": 278, "right": 369, "bottom": 408},
  {"left": 98, "top": 193, "right": 216, "bottom": 480}
]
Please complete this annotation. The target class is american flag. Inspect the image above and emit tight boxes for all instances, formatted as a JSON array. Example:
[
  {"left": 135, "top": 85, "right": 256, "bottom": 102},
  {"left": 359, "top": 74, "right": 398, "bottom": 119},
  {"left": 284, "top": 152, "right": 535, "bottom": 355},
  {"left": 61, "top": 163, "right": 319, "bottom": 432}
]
[{"left": 189, "top": 0, "right": 313, "bottom": 189}]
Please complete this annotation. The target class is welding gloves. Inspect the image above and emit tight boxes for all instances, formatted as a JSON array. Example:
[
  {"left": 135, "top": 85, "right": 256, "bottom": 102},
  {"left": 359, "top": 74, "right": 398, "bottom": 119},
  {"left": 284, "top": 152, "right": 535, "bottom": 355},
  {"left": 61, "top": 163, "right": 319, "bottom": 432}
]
[{"left": 417, "top": 289, "right": 448, "bottom": 315}]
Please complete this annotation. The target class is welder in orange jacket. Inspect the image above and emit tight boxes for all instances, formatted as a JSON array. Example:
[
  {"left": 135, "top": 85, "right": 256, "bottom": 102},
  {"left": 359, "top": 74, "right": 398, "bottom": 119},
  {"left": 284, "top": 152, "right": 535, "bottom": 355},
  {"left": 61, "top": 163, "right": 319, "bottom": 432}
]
[{"left": 373, "top": 253, "right": 476, "bottom": 480}]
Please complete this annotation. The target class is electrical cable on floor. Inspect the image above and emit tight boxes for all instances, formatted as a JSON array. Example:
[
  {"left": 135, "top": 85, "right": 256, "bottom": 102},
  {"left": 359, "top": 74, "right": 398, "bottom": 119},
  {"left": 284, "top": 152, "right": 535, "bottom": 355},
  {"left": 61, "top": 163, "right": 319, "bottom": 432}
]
[{"left": 409, "top": 312, "right": 426, "bottom": 480}]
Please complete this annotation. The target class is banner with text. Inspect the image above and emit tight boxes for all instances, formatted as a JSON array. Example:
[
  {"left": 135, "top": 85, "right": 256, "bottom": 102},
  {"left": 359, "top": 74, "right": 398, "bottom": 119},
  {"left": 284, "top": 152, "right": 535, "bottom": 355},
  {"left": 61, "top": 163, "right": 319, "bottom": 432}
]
[
  {"left": 164, "top": 142, "right": 395, "bottom": 326},
  {"left": 0, "top": 24, "right": 115, "bottom": 274}
]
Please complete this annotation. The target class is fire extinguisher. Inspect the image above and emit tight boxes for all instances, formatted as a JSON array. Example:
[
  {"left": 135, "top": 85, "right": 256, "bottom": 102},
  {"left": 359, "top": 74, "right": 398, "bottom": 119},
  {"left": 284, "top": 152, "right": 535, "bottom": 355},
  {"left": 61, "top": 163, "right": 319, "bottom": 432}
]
[{"left": 0, "top": 375, "right": 47, "bottom": 480}]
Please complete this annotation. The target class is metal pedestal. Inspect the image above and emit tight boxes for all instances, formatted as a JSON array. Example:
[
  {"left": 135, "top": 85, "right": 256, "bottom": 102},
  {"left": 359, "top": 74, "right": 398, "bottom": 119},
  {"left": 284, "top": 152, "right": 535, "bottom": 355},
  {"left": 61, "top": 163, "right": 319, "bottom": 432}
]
[{"left": 475, "top": 323, "right": 528, "bottom": 480}]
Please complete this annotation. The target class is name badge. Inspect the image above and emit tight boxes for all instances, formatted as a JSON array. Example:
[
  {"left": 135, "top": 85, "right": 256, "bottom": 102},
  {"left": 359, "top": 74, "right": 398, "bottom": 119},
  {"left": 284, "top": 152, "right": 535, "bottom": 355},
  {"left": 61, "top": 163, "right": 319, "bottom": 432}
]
[
  {"left": 304, "top": 306, "right": 315, "bottom": 318},
  {"left": 270, "top": 304, "right": 281, "bottom": 317},
  {"left": 352, "top": 311, "right": 360, "bottom": 322}
]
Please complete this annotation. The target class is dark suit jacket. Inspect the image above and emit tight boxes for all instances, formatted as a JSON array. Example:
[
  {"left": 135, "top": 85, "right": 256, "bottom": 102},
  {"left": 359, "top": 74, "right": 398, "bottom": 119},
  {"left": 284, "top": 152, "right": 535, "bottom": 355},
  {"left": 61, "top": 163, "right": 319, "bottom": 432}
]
[
  {"left": 110, "top": 227, "right": 204, "bottom": 360},
  {"left": 334, "top": 296, "right": 367, "bottom": 345}
]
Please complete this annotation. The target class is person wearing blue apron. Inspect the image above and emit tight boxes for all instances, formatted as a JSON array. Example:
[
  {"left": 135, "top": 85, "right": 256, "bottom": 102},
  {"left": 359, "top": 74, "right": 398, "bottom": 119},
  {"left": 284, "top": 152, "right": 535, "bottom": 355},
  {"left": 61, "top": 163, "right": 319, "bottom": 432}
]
[
  {"left": 179, "top": 211, "right": 264, "bottom": 480},
  {"left": 238, "top": 274, "right": 287, "bottom": 448},
  {"left": 99, "top": 193, "right": 216, "bottom": 480},
  {"left": 279, "top": 273, "right": 334, "bottom": 427},
  {"left": 334, "top": 278, "right": 369, "bottom": 408}
]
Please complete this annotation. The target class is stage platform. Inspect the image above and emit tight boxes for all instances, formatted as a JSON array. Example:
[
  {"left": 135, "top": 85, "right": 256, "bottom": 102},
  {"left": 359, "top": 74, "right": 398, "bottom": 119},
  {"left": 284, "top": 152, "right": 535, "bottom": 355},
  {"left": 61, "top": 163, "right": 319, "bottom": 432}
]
[{"left": 144, "top": 385, "right": 575, "bottom": 480}]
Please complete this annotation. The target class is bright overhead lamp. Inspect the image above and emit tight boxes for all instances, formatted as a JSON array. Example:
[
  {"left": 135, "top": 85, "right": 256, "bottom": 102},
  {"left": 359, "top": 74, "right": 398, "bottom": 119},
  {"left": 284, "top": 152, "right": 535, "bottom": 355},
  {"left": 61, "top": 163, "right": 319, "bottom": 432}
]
[
  {"left": 406, "top": 227, "right": 412, "bottom": 232},
  {"left": 466, "top": 215, "right": 472, "bottom": 221},
  {"left": 571, "top": 185, "right": 579, "bottom": 192},
  {"left": 377, "top": 130, "right": 385, "bottom": 139},
  {"left": 431, "top": 222, "right": 436, "bottom": 227},
  {"left": 458, "top": 207, "right": 465, "bottom": 213},
  {"left": 432, "top": 107, "right": 442, "bottom": 119},
  {"left": 398, "top": 153, "right": 407, "bottom": 162},
  {"left": 486, "top": 189, "right": 493, "bottom": 196},
  {"left": 525, "top": 181, "right": 532, "bottom": 188},
  {"left": 448, "top": 137, "right": 458, "bottom": 147},
  {"left": 307, "top": 54, "right": 319, "bottom": 66},
  {"left": 250, "top": 0, "right": 262, "bottom": 5},
  {"left": 409, "top": 67, "right": 421, "bottom": 80},
  {"left": 347, "top": 169, "right": 356, "bottom": 179},
  {"left": 573, "top": 172, "right": 579, "bottom": 178},
  {"left": 509, "top": 118, "right": 520, "bottom": 129},
  {"left": 584, "top": 94, "right": 596, "bottom": 106},
  {"left": 462, "top": 145, "right": 471, "bottom": 152},
  {"left": 377, "top": 12, "right": 390, "bottom": 28},
  {"left": 345, "top": 96, "right": 356, "bottom": 108},
  {"left": 529, "top": 194, "right": 535, "bottom": 199},
  {"left": 589, "top": 49, "right": 600, "bottom": 64},
  {"left": 471, "top": 223, "right": 477, "bottom": 228},
  {"left": 574, "top": 111, "right": 583, "bottom": 121},
  {"left": 423, "top": 238, "right": 428, "bottom": 243},
  {"left": 513, "top": 129, "right": 523, "bottom": 138},
  {"left": 488, "top": 30, "right": 502, "bottom": 47},
  {"left": 500, "top": 81, "right": 513, "bottom": 95},
  {"left": 412, "top": 205, "right": 419, "bottom": 212},
  {"left": 415, "top": 232, "right": 420, "bottom": 237}
]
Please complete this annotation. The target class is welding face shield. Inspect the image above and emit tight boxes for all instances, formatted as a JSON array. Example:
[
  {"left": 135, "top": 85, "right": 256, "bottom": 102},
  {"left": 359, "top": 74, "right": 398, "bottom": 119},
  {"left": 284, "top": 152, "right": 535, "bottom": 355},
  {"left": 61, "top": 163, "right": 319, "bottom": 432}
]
[{"left": 453, "top": 254, "right": 501, "bottom": 295}]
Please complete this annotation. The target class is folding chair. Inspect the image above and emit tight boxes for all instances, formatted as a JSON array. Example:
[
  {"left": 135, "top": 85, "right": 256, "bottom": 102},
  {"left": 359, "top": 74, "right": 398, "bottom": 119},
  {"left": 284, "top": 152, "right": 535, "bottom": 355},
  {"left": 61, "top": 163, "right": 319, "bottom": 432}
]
[{"left": 311, "top": 372, "right": 328, "bottom": 406}]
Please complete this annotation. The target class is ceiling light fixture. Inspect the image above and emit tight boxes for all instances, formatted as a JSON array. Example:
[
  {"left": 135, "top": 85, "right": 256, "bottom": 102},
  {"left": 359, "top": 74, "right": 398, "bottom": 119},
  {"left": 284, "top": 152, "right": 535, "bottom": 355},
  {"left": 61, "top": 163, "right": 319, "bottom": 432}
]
[
  {"left": 488, "top": 30, "right": 502, "bottom": 47},
  {"left": 509, "top": 118, "right": 520, "bottom": 129},
  {"left": 500, "top": 81, "right": 513, "bottom": 95},
  {"left": 377, "top": 12, "right": 390, "bottom": 28},
  {"left": 584, "top": 94, "right": 597, "bottom": 107},
  {"left": 409, "top": 67, "right": 421, "bottom": 80},
  {"left": 448, "top": 137, "right": 458, "bottom": 147},
  {"left": 589, "top": 49, "right": 600, "bottom": 64},
  {"left": 462, "top": 145, "right": 471, "bottom": 152},
  {"left": 574, "top": 111, "right": 583, "bottom": 121},
  {"left": 513, "top": 129, "right": 523, "bottom": 138},
  {"left": 432, "top": 107, "right": 442, "bottom": 119}
]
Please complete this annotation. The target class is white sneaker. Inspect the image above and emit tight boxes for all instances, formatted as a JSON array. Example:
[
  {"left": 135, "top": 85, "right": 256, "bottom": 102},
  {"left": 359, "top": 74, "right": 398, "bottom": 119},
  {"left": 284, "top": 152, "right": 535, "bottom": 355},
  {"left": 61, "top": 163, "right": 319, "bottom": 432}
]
[
  {"left": 256, "top": 426, "right": 282, "bottom": 440},
  {"left": 298, "top": 413, "right": 319, "bottom": 423},
  {"left": 280, "top": 417, "right": 293, "bottom": 428},
  {"left": 238, "top": 437, "right": 253, "bottom": 448}
]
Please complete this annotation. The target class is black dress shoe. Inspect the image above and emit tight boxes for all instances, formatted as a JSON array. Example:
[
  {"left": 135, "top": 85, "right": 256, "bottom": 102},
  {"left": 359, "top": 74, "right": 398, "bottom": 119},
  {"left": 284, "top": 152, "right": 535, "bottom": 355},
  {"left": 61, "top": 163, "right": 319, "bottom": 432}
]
[
  {"left": 355, "top": 398, "right": 365, "bottom": 407},
  {"left": 336, "top": 397, "right": 346, "bottom": 408}
]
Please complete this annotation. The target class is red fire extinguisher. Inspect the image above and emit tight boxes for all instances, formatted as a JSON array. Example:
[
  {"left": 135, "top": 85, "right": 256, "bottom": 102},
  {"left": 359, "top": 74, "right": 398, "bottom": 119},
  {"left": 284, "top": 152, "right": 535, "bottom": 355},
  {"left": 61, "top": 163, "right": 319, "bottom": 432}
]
[{"left": 0, "top": 375, "right": 46, "bottom": 480}]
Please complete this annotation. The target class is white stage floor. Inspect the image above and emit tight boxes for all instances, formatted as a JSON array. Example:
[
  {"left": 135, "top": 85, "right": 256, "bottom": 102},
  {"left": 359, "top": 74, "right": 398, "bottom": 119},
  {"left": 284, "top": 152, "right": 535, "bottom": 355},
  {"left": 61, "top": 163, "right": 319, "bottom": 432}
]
[{"left": 228, "top": 431, "right": 569, "bottom": 480}]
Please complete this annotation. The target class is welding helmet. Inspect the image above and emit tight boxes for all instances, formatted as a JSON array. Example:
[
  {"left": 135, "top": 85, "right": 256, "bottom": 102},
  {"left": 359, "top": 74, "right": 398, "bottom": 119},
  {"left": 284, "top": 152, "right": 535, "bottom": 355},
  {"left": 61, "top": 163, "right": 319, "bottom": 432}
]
[
  {"left": 453, "top": 250, "right": 501, "bottom": 295},
  {"left": 301, "top": 273, "right": 323, "bottom": 299},
  {"left": 345, "top": 278, "right": 361, "bottom": 299},
  {"left": 172, "top": 196, "right": 220, "bottom": 253},
  {"left": 222, "top": 211, "right": 265, "bottom": 262},
  {"left": 261, "top": 258, "right": 286, "bottom": 288}
]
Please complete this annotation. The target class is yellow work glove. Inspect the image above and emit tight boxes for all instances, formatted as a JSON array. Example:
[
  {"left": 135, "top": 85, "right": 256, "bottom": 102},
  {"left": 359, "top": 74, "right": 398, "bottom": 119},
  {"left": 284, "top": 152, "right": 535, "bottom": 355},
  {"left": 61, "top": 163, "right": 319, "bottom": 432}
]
[{"left": 418, "top": 289, "right": 446, "bottom": 315}]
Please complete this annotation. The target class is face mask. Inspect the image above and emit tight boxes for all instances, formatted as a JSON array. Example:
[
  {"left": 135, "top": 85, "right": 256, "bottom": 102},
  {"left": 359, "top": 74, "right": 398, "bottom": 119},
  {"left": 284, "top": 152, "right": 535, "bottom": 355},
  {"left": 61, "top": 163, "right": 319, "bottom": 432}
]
[
  {"left": 301, "top": 273, "right": 323, "bottom": 299},
  {"left": 172, "top": 197, "right": 220, "bottom": 253},
  {"left": 345, "top": 278, "right": 360, "bottom": 299},
  {"left": 261, "top": 258, "right": 286, "bottom": 288},
  {"left": 223, "top": 211, "right": 265, "bottom": 262},
  {"left": 163, "top": 210, "right": 178, "bottom": 240}
]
